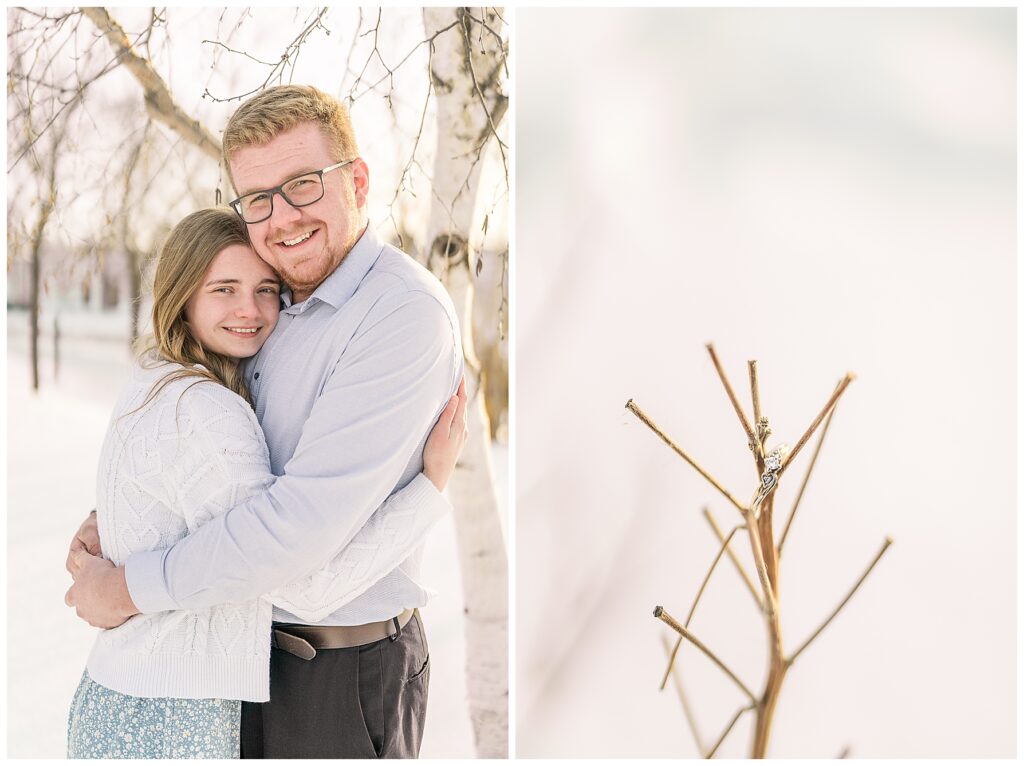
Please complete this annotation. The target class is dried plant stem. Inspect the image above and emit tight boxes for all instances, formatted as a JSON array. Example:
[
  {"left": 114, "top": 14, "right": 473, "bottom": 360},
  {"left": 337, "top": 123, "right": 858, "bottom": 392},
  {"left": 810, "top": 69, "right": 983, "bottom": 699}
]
[
  {"left": 742, "top": 509, "right": 778, "bottom": 618},
  {"left": 745, "top": 500, "right": 785, "bottom": 758},
  {"left": 654, "top": 606, "right": 757, "bottom": 704},
  {"left": 636, "top": 350, "right": 883, "bottom": 758},
  {"left": 778, "top": 389, "right": 840, "bottom": 555},
  {"left": 752, "top": 656, "right": 787, "bottom": 757},
  {"left": 703, "top": 508, "right": 763, "bottom": 610},
  {"left": 707, "top": 703, "right": 757, "bottom": 758},
  {"left": 747, "top": 360, "right": 765, "bottom": 462},
  {"left": 626, "top": 399, "right": 748, "bottom": 515},
  {"left": 746, "top": 360, "right": 780, "bottom": 592},
  {"left": 788, "top": 538, "right": 893, "bottom": 665},
  {"left": 757, "top": 495, "right": 780, "bottom": 596},
  {"left": 660, "top": 634, "right": 705, "bottom": 756},
  {"left": 780, "top": 373, "right": 854, "bottom": 476},
  {"left": 660, "top": 524, "right": 744, "bottom": 691},
  {"left": 687, "top": 525, "right": 742, "bottom": 624},
  {"left": 706, "top": 343, "right": 757, "bottom": 448}
]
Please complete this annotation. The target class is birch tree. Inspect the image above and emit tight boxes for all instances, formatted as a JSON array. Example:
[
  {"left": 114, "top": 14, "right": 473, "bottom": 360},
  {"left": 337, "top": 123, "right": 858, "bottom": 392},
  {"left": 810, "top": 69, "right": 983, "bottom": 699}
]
[{"left": 422, "top": 7, "right": 509, "bottom": 758}]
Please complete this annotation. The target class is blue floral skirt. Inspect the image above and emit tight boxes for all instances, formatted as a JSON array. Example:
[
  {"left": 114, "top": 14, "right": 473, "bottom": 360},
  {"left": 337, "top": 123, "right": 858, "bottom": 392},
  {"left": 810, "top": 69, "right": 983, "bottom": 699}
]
[{"left": 67, "top": 669, "right": 240, "bottom": 759}]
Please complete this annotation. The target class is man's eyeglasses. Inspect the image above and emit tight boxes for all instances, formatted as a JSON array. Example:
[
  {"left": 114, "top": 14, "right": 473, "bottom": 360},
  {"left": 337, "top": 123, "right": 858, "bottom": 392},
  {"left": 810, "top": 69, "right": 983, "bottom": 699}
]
[{"left": 229, "top": 159, "right": 355, "bottom": 224}]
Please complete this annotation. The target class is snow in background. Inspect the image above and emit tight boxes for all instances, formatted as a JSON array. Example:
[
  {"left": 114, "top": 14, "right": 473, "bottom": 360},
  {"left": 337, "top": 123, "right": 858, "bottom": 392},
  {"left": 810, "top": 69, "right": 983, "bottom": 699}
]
[
  {"left": 6, "top": 309, "right": 507, "bottom": 758},
  {"left": 516, "top": 7, "right": 1015, "bottom": 758}
]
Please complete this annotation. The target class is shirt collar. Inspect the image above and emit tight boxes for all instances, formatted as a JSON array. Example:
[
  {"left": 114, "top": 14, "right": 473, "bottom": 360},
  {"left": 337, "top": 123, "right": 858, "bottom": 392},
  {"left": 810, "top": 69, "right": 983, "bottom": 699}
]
[{"left": 280, "top": 225, "right": 384, "bottom": 312}]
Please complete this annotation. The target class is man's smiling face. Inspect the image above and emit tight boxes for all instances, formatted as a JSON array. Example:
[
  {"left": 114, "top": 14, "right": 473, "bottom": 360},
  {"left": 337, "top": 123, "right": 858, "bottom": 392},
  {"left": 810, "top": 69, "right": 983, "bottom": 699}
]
[{"left": 230, "top": 121, "right": 369, "bottom": 303}]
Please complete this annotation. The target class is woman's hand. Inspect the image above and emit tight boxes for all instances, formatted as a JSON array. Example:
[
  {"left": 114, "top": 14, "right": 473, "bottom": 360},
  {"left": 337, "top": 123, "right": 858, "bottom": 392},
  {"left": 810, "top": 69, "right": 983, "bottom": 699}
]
[
  {"left": 423, "top": 377, "right": 469, "bottom": 492},
  {"left": 66, "top": 510, "right": 102, "bottom": 576}
]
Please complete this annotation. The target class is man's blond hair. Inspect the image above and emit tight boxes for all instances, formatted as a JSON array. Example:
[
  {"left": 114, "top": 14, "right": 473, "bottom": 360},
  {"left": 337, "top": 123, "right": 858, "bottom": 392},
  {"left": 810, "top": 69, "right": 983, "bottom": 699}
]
[{"left": 222, "top": 85, "right": 360, "bottom": 190}]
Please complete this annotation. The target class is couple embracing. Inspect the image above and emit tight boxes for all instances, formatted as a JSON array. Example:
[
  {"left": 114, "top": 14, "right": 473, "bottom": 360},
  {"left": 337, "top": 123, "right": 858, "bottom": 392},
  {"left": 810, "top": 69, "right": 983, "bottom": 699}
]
[{"left": 63, "top": 84, "right": 467, "bottom": 759}]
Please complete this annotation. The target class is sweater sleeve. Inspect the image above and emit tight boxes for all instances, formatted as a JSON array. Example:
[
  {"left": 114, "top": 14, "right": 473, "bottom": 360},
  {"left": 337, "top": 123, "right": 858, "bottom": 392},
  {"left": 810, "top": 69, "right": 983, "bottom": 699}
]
[
  {"left": 128, "top": 377, "right": 451, "bottom": 615},
  {"left": 267, "top": 473, "right": 451, "bottom": 622}
]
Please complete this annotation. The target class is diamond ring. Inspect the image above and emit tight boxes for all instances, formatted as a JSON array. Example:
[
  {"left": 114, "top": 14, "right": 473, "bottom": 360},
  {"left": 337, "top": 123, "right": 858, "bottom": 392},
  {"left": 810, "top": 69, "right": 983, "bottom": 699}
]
[{"left": 751, "top": 445, "right": 788, "bottom": 514}]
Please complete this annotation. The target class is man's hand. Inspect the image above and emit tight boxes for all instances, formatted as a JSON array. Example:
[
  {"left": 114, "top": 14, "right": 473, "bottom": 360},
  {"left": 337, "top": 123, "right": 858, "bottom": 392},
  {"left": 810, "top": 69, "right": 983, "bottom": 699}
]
[
  {"left": 66, "top": 510, "right": 101, "bottom": 575},
  {"left": 65, "top": 549, "right": 139, "bottom": 629}
]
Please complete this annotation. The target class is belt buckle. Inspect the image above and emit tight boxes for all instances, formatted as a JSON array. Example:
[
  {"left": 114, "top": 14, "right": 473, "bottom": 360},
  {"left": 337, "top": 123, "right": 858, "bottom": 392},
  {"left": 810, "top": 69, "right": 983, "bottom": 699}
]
[{"left": 273, "top": 629, "right": 317, "bottom": 660}]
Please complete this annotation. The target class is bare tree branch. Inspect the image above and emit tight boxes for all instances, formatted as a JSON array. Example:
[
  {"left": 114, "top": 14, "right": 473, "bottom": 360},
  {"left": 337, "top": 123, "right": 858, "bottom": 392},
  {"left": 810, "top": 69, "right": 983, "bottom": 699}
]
[
  {"left": 788, "top": 538, "right": 893, "bottom": 665},
  {"left": 81, "top": 6, "right": 221, "bottom": 161},
  {"left": 660, "top": 634, "right": 706, "bottom": 756},
  {"left": 201, "top": 7, "right": 330, "bottom": 103},
  {"left": 458, "top": 9, "right": 508, "bottom": 178},
  {"left": 654, "top": 606, "right": 757, "bottom": 704}
]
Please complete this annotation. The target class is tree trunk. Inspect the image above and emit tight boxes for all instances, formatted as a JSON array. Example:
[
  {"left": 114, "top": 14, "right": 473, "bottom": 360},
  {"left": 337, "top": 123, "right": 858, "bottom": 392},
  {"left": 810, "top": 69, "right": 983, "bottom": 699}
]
[
  {"left": 422, "top": 7, "right": 508, "bottom": 758},
  {"left": 473, "top": 247, "right": 508, "bottom": 439},
  {"left": 28, "top": 176, "right": 57, "bottom": 391},
  {"left": 53, "top": 314, "right": 60, "bottom": 381},
  {"left": 127, "top": 248, "right": 143, "bottom": 344},
  {"left": 29, "top": 223, "right": 42, "bottom": 391},
  {"left": 120, "top": 129, "right": 149, "bottom": 347}
]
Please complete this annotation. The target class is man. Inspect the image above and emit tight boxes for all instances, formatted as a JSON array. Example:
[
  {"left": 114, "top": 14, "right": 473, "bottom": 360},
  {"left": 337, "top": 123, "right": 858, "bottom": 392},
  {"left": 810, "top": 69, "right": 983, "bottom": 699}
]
[{"left": 65, "top": 84, "right": 464, "bottom": 758}]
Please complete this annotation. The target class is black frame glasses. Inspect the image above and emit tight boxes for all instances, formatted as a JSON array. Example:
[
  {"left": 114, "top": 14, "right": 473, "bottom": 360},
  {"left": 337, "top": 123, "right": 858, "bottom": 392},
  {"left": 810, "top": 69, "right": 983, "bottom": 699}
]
[{"left": 229, "top": 159, "right": 355, "bottom": 224}]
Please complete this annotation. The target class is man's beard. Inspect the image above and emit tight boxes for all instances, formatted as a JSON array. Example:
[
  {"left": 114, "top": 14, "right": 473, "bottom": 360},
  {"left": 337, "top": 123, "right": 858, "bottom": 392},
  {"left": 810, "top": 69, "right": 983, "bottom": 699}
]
[
  {"left": 281, "top": 224, "right": 361, "bottom": 299},
  {"left": 281, "top": 250, "right": 338, "bottom": 298}
]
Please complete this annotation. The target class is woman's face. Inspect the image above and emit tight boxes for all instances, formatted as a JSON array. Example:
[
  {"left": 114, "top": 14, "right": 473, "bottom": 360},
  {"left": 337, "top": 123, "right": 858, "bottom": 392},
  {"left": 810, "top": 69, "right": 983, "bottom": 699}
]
[{"left": 184, "top": 244, "right": 281, "bottom": 360}]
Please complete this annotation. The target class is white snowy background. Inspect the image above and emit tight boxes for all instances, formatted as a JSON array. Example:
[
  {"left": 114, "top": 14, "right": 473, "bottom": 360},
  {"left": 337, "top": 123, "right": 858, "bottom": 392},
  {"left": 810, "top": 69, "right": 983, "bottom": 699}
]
[
  {"left": 6, "top": 309, "right": 507, "bottom": 758},
  {"left": 516, "top": 7, "right": 1015, "bottom": 758}
]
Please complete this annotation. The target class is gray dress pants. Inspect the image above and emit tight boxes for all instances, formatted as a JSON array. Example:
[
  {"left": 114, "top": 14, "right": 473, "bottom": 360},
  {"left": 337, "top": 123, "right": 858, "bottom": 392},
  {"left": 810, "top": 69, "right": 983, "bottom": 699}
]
[{"left": 240, "top": 611, "right": 430, "bottom": 759}]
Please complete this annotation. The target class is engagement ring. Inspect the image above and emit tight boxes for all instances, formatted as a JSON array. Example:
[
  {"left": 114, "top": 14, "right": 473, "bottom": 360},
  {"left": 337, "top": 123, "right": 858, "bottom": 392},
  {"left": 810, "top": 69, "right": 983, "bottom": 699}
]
[{"left": 751, "top": 444, "right": 788, "bottom": 516}]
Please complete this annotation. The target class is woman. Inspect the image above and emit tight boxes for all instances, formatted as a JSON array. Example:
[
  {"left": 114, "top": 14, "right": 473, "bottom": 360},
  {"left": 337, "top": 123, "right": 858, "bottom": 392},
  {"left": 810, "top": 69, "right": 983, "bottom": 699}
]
[{"left": 67, "top": 208, "right": 465, "bottom": 758}]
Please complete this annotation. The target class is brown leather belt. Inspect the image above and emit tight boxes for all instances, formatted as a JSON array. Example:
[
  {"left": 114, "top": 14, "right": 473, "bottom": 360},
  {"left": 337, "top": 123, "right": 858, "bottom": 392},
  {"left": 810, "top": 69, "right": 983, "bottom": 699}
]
[{"left": 271, "top": 608, "right": 416, "bottom": 660}]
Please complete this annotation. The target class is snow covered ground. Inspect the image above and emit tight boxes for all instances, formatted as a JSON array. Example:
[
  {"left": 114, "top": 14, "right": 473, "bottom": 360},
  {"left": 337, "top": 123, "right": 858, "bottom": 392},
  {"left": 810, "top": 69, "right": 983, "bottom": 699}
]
[{"left": 6, "top": 309, "right": 507, "bottom": 758}]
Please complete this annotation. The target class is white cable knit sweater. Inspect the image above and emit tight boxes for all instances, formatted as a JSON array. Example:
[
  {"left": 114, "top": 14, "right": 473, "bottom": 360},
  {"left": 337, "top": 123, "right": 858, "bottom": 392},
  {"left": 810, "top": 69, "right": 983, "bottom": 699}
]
[{"left": 86, "top": 361, "right": 450, "bottom": 702}]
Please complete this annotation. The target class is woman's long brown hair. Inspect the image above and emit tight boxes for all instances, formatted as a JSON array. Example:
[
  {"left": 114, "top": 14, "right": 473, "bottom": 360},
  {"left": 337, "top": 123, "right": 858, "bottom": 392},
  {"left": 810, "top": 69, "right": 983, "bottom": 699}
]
[{"left": 134, "top": 207, "right": 268, "bottom": 411}]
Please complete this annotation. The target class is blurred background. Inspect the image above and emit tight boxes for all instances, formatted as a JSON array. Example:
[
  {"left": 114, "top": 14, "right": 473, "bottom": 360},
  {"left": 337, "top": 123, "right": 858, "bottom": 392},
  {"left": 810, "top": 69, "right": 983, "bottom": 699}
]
[
  {"left": 7, "top": 6, "right": 508, "bottom": 758},
  {"left": 517, "top": 8, "right": 1014, "bottom": 758}
]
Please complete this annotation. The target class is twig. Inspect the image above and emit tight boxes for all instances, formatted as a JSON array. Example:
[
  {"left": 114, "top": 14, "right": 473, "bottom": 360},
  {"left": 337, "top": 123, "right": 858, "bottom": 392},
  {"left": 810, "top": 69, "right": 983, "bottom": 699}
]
[
  {"left": 340, "top": 7, "right": 365, "bottom": 91},
  {"left": 625, "top": 399, "right": 748, "bottom": 515},
  {"left": 200, "top": 39, "right": 277, "bottom": 66},
  {"left": 788, "top": 538, "right": 893, "bottom": 665},
  {"left": 703, "top": 507, "right": 763, "bottom": 609},
  {"left": 780, "top": 373, "right": 854, "bottom": 477},
  {"left": 707, "top": 703, "right": 757, "bottom": 758},
  {"left": 458, "top": 9, "right": 508, "bottom": 179},
  {"left": 660, "top": 524, "right": 744, "bottom": 691},
  {"left": 686, "top": 524, "right": 742, "bottom": 627},
  {"left": 660, "top": 634, "right": 705, "bottom": 756},
  {"left": 742, "top": 509, "right": 778, "bottom": 617},
  {"left": 383, "top": 39, "right": 433, "bottom": 248},
  {"left": 748, "top": 360, "right": 764, "bottom": 461},
  {"left": 778, "top": 382, "right": 841, "bottom": 554},
  {"left": 654, "top": 606, "right": 757, "bottom": 704},
  {"left": 706, "top": 343, "right": 757, "bottom": 448},
  {"left": 350, "top": 17, "right": 460, "bottom": 102},
  {"left": 203, "top": 7, "right": 330, "bottom": 103},
  {"left": 746, "top": 358, "right": 776, "bottom": 582}
]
